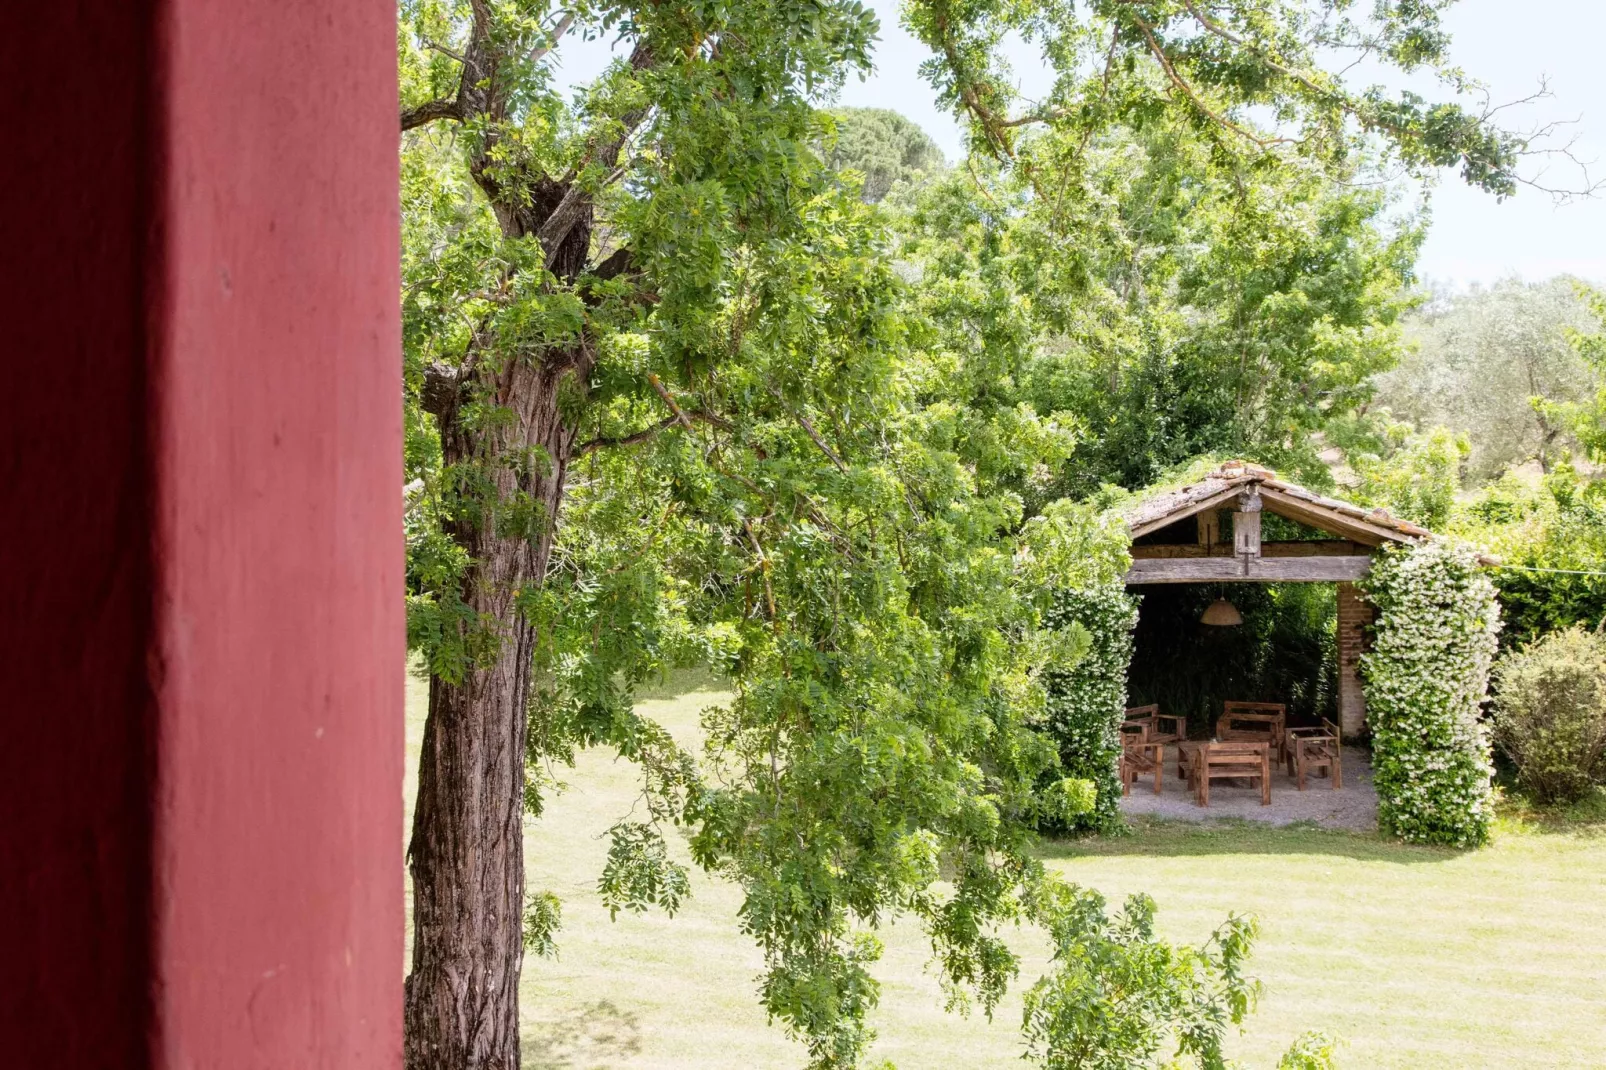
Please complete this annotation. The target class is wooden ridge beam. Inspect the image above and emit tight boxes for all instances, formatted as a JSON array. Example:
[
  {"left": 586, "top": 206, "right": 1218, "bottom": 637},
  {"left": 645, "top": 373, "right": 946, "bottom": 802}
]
[
  {"left": 1130, "top": 540, "right": 1372, "bottom": 560},
  {"left": 1124, "top": 555, "right": 1373, "bottom": 584}
]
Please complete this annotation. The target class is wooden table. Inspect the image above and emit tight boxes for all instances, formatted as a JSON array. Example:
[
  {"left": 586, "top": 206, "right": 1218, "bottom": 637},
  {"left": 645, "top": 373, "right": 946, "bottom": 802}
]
[{"left": 1178, "top": 740, "right": 1272, "bottom": 807}]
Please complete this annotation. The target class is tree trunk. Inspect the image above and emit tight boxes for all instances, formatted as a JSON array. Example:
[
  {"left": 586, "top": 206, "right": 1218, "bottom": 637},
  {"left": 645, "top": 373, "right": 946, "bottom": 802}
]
[{"left": 404, "top": 352, "right": 584, "bottom": 1069}]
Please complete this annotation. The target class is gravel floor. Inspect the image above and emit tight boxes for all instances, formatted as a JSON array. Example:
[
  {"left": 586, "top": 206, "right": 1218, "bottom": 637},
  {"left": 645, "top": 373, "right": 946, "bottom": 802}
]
[{"left": 1118, "top": 745, "right": 1377, "bottom": 830}]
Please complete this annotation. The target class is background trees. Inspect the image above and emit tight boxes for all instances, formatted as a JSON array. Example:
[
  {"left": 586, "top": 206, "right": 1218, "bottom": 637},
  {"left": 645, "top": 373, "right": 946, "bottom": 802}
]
[
  {"left": 821, "top": 107, "right": 947, "bottom": 202},
  {"left": 1375, "top": 279, "right": 1601, "bottom": 480}
]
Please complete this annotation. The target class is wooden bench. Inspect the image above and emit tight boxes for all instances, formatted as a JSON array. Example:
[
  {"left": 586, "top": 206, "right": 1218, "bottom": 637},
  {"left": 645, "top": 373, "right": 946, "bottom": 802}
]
[
  {"left": 1219, "top": 702, "right": 1287, "bottom": 764},
  {"left": 1120, "top": 732, "right": 1165, "bottom": 796},
  {"left": 1182, "top": 741, "right": 1271, "bottom": 807},
  {"left": 1124, "top": 704, "right": 1185, "bottom": 746}
]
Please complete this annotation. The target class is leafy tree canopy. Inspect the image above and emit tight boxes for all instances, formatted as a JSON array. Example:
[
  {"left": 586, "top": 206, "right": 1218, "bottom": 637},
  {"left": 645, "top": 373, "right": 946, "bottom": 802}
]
[
  {"left": 1375, "top": 278, "right": 1602, "bottom": 481},
  {"left": 821, "top": 106, "right": 947, "bottom": 202}
]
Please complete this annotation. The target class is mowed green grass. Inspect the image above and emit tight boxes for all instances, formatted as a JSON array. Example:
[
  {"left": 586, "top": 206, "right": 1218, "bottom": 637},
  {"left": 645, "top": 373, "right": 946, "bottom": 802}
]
[{"left": 404, "top": 670, "right": 1606, "bottom": 1068}]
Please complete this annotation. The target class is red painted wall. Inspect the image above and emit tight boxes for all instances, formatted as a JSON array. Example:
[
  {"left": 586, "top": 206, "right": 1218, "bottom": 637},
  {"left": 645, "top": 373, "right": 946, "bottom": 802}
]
[{"left": 1, "top": 3, "right": 402, "bottom": 1067}]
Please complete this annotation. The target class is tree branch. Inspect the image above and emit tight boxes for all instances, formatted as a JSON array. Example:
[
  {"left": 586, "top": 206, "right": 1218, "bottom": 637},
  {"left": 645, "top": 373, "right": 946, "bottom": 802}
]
[
  {"left": 421, "top": 361, "right": 466, "bottom": 417},
  {"left": 537, "top": 45, "right": 657, "bottom": 266},
  {"left": 771, "top": 390, "right": 847, "bottom": 473},
  {"left": 589, "top": 246, "right": 635, "bottom": 281},
  {"left": 401, "top": 97, "right": 463, "bottom": 132},
  {"left": 576, "top": 415, "right": 680, "bottom": 455},
  {"left": 529, "top": 12, "right": 576, "bottom": 65},
  {"left": 646, "top": 374, "right": 734, "bottom": 433},
  {"left": 1131, "top": 12, "right": 1294, "bottom": 150}
]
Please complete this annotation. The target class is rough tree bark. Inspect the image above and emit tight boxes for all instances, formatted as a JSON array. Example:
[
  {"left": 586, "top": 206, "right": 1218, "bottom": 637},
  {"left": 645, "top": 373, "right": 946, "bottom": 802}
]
[
  {"left": 399, "top": 15, "right": 633, "bottom": 1067},
  {"left": 404, "top": 349, "right": 587, "bottom": 1069}
]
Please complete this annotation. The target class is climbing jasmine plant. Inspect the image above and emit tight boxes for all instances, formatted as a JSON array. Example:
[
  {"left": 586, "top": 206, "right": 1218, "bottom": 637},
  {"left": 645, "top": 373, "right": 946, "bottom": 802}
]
[
  {"left": 1040, "top": 583, "right": 1139, "bottom": 833},
  {"left": 1361, "top": 541, "right": 1502, "bottom": 847},
  {"left": 1016, "top": 501, "right": 1136, "bottom": 833}
]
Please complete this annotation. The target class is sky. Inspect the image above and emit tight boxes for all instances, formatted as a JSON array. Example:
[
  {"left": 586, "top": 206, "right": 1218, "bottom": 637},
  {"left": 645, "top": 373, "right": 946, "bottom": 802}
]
[{"left": 557, "top": 0, "right": 1606, "bottom": 289}]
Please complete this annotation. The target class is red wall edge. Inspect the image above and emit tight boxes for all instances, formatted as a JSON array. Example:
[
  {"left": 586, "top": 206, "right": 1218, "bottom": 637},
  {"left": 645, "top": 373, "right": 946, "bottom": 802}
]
[{"left": 0, "top": 2, "right": 403, "bottom": 1067}]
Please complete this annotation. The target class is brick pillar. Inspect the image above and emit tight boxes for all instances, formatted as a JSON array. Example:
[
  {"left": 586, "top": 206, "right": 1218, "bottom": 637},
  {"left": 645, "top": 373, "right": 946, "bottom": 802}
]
[{"left": 1336, "top": 581, "right": 1374, "bottom": 738}]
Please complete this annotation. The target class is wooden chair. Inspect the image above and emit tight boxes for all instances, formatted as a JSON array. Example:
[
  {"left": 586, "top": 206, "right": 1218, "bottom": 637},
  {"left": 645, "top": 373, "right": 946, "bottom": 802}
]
[
  {"left": 1187, "top": 741, "right": 1271, "bottom": 807},
  {"left": 1124, "top": 704, "right": 1185, "bottom": 746},
  {"left": 1219, "top": 702, "right": 1287, "bottom": 763},
  {"left": 1119, "top": 733, "right": 1165, "bottom": 796},
  {"left": 1285, "top": 718, "right": 1342, "bottom": 790}
]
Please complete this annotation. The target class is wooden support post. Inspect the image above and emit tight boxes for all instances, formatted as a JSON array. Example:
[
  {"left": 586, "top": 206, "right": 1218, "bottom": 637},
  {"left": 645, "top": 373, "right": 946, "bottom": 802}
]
[
  {"left": 1233, "top": 487, "right": 1262, "bottom": 562},
  {"left": 1197, "top": 510, "right": 1221, "bottom": 549}
]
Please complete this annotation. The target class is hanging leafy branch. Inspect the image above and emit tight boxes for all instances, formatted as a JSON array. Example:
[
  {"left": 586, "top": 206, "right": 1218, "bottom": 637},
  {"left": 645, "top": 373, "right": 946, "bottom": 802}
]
[{"left": 905, "top": 0, "right": 1597, "bottom": 202}]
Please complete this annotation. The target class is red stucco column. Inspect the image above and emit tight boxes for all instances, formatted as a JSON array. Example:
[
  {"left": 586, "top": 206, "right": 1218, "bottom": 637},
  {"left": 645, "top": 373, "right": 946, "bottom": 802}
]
[{"left": 1, "top": 3, "right": 402, "bottom": 1067}]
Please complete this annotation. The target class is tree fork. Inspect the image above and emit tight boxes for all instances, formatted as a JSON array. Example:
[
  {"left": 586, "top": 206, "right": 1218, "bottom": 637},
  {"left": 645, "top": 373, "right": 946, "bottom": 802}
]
[{"left": 399, "top": 8, "right": 645, "bottom": 1061}]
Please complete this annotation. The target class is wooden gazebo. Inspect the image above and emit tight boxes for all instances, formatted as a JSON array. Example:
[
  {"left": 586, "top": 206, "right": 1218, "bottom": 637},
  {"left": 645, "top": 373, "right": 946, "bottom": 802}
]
[{"left": 1121, "top": 461, "right": 1437, "bottom": 736}]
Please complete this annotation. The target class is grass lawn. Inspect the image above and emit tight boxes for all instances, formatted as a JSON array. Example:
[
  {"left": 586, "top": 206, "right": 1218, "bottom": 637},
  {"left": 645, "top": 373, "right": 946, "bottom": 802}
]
[{"left": 404, "top": 669, "right": 1606, "bottom": 1068}]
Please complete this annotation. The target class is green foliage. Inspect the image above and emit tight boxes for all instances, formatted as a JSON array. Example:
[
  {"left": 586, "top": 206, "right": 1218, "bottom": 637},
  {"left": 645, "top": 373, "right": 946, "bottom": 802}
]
[
  {"left": 1492, "top": 627, "right": 1606, "bottom": 805},
  {"left": 1022, "top": 886, "right": 1260, "bottom": 1070},
  {"left": 1276, "top": 1031, "right": 1340, "bottom": 1070},
  {"left": 1128, "top": 584, "right": 1337, "bottom": 733},
  {"left": 1377, "top": 279, "right": 1601, "bottom": 480},
  {"left": 905, "top": 0, "right": 1534, "bottom": 198},
  {"left": 1021, "top": 881, "right": 1333, "bottom": 1070},
  {"left": 1040, "top": 584, "right": 1139, "bottom": 833},
  {"left": 522, "top": 890, "right": 563, "bottom": 958},
  {"left": 889, "top": 118, "right": 1421, "bottom": 500},
  {"left": 1361, "top": 541, "right": 1502, "bottom": 847},
  {"left": 1453, "top": 466, "right": 1606, "bottom": 647},
  {"left": 1542, "top": 286, "right": 1606, "bottom": 467},
  {"left": 599, "top": 821, "right": 693, "bottom": 921},
  {"left": 820, "top": 107, "right": 946, "bottom": 202},
  {"left": 1350, "top": 425, "right": 1469, "bottom": 530}
]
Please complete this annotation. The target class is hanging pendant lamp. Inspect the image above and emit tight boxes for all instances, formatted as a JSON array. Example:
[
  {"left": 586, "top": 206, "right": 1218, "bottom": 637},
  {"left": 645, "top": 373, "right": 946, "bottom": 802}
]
[{"left": 1200, "top": 596, "right": 1243, "bottom": 626}]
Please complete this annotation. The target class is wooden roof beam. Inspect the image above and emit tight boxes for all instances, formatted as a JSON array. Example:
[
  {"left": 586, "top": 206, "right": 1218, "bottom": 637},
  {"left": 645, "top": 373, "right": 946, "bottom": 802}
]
[
  {"left": 1124, "top": 555, "right": 1374, "bottom": 584},
  {"left": 1255, "top": 486, "right": 1417, "bottom": 547}
]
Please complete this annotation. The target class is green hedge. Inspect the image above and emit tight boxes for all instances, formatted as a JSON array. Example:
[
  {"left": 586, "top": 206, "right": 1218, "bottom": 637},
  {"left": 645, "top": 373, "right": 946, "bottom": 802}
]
[
  {"left": 1039, "top": 583, "right": 1139, "bottom": 833},
  {"left": 1361, "top": 541, "right": 1502, "bottom": 847}
]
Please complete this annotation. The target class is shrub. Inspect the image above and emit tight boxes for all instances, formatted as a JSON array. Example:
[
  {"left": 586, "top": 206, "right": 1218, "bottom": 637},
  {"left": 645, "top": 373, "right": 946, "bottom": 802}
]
[
  {"left": 1361, "top": 541, "right": 1501, "bottom": 847},
  {"left": 1492, "top": 627, "right": 1606, "bottom": 804},
  {"left": 1453, "top": 466, "right": 1606, "bottom": 648},
  {"left": 1040, "top": 583, "right": 1139, "bottom": 833},
  {"left": 1022, "top": 880, "right": 1338, "bottom": 1070}
]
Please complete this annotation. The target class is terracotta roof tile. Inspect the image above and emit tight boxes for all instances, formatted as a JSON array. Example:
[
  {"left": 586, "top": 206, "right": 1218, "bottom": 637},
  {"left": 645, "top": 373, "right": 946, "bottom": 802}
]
[{"left": 1123, "top": 461, "right": 1432, "bottom": 542}]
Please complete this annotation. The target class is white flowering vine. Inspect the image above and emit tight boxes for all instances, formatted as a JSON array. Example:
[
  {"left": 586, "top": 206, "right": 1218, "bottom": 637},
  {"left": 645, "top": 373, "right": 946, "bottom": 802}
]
[
  {"left": 1040, "top": 583, "right": 1139, "bottom": 832},
  {"left": 1360, "top": 540, "right": 1502, "bottom": 847}
]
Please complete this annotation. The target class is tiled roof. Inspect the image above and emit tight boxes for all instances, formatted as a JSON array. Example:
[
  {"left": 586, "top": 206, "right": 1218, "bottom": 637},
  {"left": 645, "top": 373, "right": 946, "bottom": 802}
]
[{"left": 1123, "top": 460, "right": 1433, "bottom": 542}]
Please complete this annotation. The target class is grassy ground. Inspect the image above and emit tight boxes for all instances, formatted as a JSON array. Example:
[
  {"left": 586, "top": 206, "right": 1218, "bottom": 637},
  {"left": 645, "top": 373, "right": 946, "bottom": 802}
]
[{"left": 404, "top": 670, "right": 1606, "bottom": 1068}]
